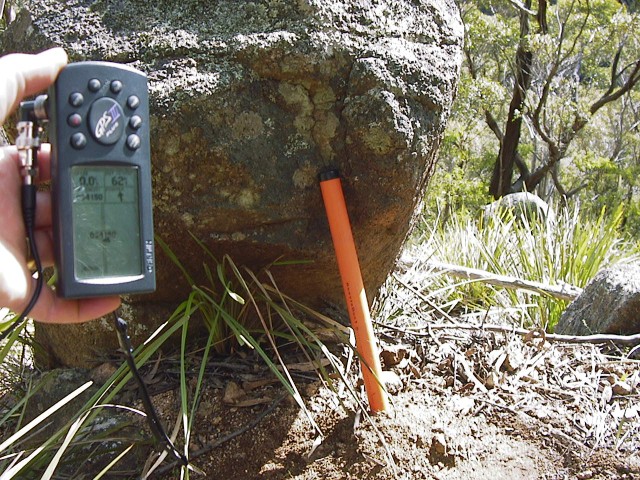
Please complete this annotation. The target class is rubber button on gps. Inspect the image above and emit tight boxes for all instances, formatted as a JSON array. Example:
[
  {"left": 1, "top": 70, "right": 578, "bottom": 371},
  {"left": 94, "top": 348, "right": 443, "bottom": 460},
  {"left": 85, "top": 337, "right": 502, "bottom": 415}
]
[
  {"left": 88, "top": 97, "right": 125, "bottom": 145},
  {"left": 129, "top": 115, "right": 142, "bottom": 130},
  {"left": 127, "top": 95, "right": 140, "bottom": 109},
  {"left": 110, "top": 80, "right": 123, "bottom": 94},
  {"left": 88, "top": 79, "right": 101, "bottom": 92},
  {"left": 67, "top": 113, "right": 82, "bottom": 128},
  {"left": 71, "top": 133, "right": 87, "bottom": 149},
  {"left": 69, "top": 92, "right": 84, "bottom": 107},
  {"left": 126, "top": 134, "right": 141, "bottom": 150}
]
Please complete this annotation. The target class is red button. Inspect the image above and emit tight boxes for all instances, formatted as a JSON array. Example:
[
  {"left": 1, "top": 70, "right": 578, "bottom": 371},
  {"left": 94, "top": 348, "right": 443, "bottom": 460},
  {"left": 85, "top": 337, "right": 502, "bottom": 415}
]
[{"left": 67, "top": 113, "right": 82, "bottom": 128}]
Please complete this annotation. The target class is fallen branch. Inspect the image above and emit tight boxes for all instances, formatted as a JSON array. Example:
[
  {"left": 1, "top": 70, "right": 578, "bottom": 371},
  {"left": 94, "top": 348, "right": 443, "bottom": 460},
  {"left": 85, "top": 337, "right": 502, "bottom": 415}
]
[
  {"left": 427, "top": 260, "right": 583, "bottom": 302},
  {"left": 389, "top": 321, "right": 640, "bottom": 347}
]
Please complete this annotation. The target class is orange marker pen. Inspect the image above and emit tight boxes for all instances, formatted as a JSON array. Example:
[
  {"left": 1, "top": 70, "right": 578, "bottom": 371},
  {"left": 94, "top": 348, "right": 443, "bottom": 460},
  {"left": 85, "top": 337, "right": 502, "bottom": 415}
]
[{"left": 319, "top": 169, "right": 388, "bottom": 412}]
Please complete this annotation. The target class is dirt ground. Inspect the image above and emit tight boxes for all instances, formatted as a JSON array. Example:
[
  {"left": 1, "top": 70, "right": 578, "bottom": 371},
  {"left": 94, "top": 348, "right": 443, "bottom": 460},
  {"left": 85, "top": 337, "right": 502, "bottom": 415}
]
[
  {"left": 3, "top": 308, "right": 639, "bottom": 479},
  {"left": 3, "top": 260, "right": 640, "bottom": 479},
  {"left": 135, "top": 320, "right": 640, "bottom": 480}
]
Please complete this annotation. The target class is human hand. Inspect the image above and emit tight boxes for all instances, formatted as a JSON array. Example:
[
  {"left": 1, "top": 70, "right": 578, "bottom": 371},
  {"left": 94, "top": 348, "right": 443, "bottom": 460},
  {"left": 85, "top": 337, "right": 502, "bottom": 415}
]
[{"left": 0, "top": 48, "right": 121, "bottom": 323}]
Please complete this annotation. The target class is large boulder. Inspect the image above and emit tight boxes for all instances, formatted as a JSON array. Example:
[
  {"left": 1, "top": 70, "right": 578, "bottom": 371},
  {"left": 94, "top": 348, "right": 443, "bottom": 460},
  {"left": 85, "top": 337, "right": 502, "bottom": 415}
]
[
  {"left": 555, "top": 263, "right": 640, "bottom": 336},
  {"left": 3, "top": 0, "right": 463, "bottom": 366}
]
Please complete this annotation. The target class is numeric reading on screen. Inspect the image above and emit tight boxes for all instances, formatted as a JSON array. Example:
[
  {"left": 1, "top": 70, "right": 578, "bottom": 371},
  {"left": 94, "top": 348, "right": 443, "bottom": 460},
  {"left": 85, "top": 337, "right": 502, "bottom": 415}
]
[{"left": 72, "top": 165, "right": 142, "bottom": 280}]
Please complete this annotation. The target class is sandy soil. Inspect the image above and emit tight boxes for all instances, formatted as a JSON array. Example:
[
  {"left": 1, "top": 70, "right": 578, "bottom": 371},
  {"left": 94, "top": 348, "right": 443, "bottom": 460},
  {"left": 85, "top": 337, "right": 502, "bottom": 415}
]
[{"left": 139, "top": 323, "right": 640, "bottom": 480}]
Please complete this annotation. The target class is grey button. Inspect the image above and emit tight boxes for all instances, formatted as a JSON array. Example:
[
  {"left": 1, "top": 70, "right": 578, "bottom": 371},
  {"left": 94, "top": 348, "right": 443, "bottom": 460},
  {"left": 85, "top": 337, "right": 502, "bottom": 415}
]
[
  {"left": 127, "top": 95, "right": 140, "bottom": 109},
  {"left": 129, "top": 115, "right": 143, "bottom": 130},
  {"left": 126, "top": 134, "right": 141, "bottom": 150},
  {"left": 110, "top": 80, "right": 123, "bottom": 94},
  {"left": 67, "top": 113, "right": 82, "bottom": 127},
  {"left": 88, "top": 79, "right": 101, "bottom": 92},
  {"left": 69, "top": 92, "right": 84, "bottom": 107},
  {"left": 71, "top": 133, "right": 87, "bottom": 149}
]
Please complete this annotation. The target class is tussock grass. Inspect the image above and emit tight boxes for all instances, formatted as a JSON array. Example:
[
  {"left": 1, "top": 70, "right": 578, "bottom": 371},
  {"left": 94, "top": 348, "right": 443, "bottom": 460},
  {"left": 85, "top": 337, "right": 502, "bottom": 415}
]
[{"left": 401, "top": 203, "right": 638, "bottom": 331}]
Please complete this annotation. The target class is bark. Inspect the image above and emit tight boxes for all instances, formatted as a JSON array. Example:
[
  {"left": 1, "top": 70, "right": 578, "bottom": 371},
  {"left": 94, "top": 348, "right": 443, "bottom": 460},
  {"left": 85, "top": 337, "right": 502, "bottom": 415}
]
[{"left": 489, "top": 2, "right": 533, "bottom": 199}]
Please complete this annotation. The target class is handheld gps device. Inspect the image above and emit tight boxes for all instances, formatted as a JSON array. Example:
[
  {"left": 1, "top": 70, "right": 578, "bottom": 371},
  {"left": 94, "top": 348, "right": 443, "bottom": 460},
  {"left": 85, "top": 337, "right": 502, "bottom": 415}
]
[{"left": 48, "top": 62, "right": 155, "bottom": 298}]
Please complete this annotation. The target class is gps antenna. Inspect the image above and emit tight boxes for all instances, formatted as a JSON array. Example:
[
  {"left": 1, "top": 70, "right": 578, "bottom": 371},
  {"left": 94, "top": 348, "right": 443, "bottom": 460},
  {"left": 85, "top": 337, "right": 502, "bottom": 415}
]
[{"left": 319, "top": 169, "right": 388, "bottom": 412}]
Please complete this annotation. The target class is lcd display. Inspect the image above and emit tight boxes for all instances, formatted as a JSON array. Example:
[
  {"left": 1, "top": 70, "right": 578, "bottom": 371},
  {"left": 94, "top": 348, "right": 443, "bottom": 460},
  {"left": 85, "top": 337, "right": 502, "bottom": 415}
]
[{"left": 71, "top": 166, "right": 142, "bottom": 280}]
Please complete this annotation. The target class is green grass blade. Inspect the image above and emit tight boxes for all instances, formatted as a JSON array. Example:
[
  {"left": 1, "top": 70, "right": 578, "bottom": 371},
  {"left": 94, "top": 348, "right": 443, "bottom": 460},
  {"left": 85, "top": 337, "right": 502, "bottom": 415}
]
[{"left": 92, "top": 444, "right": 134, "bottom": 480}]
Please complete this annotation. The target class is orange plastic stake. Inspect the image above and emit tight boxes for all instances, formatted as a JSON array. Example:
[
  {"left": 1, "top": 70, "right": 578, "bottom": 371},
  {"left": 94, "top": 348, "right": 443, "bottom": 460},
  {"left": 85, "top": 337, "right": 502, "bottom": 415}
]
[{"left": 319, "top": 169, "right": 389, "bottom": 413}]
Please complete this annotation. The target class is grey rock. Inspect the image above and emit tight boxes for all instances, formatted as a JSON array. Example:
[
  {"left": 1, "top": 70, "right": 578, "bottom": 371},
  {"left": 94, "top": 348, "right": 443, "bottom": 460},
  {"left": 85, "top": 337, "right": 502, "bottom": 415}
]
[
  {"left": 483, "top": 192, "right": 556, "bottom": 224},
  {"left": 4, "top": 0, "right": 463, "bottom": 366},
  {"left": 555, "top": 263, "right": 640, "bottom": 336},
  {"left": 19, "top": 368, "right": 144, "bottom": 474}
]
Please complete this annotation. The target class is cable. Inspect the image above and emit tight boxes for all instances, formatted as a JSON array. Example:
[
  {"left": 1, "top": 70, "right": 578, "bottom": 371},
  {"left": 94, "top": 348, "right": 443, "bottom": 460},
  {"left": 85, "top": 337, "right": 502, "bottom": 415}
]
[
  {"left": 113, "top": 312, "right": 189, "bottom": 467},
  {"left": 0, "top": 184, "right": 43, "bottom": 342}
]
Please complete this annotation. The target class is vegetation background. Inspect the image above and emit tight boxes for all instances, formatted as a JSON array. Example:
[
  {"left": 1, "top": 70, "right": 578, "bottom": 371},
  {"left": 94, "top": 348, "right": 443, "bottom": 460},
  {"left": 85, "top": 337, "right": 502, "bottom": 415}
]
[
  {"left": 408, "top": 0, "right": 640, "bottom": 334},
  {"left": 427, "top": 0, "right": 640, "bottom": 235}
]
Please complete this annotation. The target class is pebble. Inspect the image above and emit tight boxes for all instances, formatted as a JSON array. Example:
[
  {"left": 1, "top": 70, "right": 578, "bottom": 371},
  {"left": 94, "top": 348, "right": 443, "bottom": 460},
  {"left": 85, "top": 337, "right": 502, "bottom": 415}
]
[
  {"left": 576, "top": 470, "right": 593, "bottom": 479},
  {"left": 381, "top": 370, "right": 403, "bottom": 394}
]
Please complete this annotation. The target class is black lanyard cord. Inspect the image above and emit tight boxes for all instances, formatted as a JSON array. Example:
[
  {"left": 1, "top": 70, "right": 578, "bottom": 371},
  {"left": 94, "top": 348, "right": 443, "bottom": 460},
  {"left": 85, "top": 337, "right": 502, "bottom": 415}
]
[
  {"left": 0, "top": 188, "right": 44, "bottom": 342},
  {"left": 113, "top": 312, "right": 189, "bottom": 467}
]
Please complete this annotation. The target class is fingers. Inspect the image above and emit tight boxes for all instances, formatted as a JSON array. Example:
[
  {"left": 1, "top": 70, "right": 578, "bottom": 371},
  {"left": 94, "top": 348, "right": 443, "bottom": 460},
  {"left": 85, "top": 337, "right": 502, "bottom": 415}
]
[
  {"left": 37, "top": 144, "right": 52, "bottom": 183},
  {"left": 0, "top": 147, "right": 23, "bottom": 242},
  {"left": 29, "top": 282, "right": 121, "bottom": 324},
  {"left": 0, "top": 48, "right": 68, "bottom": 123},
  {"left": 35, "top": 190, "right": 51, "bottom": 229},
  {"left": 32, "top": 229, "right": 54, "bottom": 267}
]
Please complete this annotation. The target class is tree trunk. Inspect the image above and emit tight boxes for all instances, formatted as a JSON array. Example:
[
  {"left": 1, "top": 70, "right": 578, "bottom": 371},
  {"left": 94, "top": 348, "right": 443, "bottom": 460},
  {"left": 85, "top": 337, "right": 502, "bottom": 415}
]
[{"left": 489, "top": 3, "right": 533, "bottom": 199}]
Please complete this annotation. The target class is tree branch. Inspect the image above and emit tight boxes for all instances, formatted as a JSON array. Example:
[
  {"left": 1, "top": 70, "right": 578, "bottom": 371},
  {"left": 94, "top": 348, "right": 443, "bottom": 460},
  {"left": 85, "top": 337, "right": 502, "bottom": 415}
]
[
  {"left": 484, "top": 110, "right": 503, "bottom": 143},
  {"left": 551, "top": 163, "right": 568, "bottom": 197},
  {"left": 565, "top": 181, "right": 589, "bottom": 199},
  {"left": 591, "top": 58, "right": 640, "bottom": 114},
  {"left": 537, "top": 0, "right": 549, "bottom": 34},
  {"left": 427, "top": 261, "right": 582, "bottom": 302},
  {"left": 424, "top": 322, "right": 640, "bottom": 347}
]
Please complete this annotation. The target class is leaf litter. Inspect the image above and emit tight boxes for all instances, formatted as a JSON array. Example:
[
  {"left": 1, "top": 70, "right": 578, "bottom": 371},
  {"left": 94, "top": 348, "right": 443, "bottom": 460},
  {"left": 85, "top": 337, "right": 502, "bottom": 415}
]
[{"left": 151, "top": 262, "right": 640, "bottom": 479}]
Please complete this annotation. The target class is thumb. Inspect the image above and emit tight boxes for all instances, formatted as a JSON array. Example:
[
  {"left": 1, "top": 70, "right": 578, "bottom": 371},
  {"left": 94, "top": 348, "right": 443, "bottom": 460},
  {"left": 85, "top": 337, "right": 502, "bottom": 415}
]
[{"left": 0, "top": 47, "right": 68, "bottom": 123}]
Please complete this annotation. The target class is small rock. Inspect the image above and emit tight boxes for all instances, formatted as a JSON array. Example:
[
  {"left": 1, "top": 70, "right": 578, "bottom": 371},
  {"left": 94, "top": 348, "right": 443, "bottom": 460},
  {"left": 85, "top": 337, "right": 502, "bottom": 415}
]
[
  {"left": 380, "top": 370, "right": 403, "bottom": 395},
  {"left": 503, "top": 350, "right": 524, "bottom": 373},
  {"left": 483, "top": 192, "right": 556, "bottom": 224},
  {"left": 556, "top": 264, "right": 640, "bottom": 336},
  {"left": 576, "top": 470, "right": 594, "bottom": 480},
  {"left": 451, "top": 396, "right": 475, "bottom": 415},
  {"left": 484, "top": 371, "right": 498, "bottom": 389},
  {"left": 91, "top": 362, "right": 117, "bottom": 384},
  {"left": 223, "top": 381, "right": 246, "bottom": 405},
  {"left": 380, "top": 344, "right": 410, "bottom": 367},
  {"left": 431, "top": 434, "right": 447, "bottom": 455}
]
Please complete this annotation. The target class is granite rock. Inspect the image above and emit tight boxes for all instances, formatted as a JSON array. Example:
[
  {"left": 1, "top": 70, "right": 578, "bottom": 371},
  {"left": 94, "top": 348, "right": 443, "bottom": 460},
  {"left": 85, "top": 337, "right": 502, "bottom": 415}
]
[
  {"left": 555, "top": 263, "right": 640, "bottom": 336},
  {"left": 3, "top": 0, "right": 463, "bottom": 366}
]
